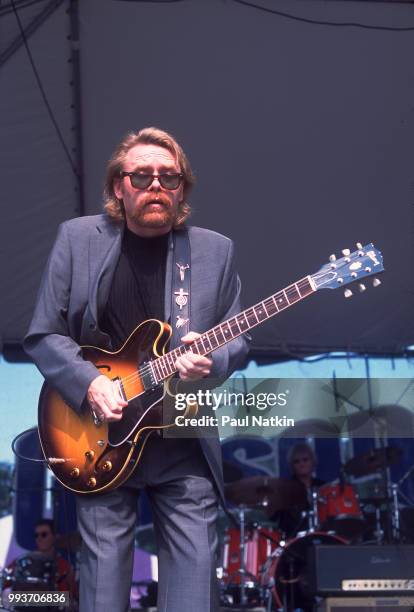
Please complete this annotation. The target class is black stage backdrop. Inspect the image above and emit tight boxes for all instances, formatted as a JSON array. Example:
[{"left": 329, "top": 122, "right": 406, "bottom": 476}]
[{"left": 1, "top": 0, "right": 414, "bottom": 359}]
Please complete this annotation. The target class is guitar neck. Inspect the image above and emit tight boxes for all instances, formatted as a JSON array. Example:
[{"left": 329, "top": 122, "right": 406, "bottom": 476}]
[{"left": 150, "top": 275, "right": 316, "bottom": 384}]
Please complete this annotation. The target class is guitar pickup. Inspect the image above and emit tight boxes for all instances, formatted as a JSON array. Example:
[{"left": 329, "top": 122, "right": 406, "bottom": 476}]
[{"left": 138, "top": 361, "right": 158, "bottom": 390}]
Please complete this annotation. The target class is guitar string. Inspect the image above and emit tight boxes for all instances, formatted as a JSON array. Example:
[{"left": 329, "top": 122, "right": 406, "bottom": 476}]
[
  {"left": 118, "top": 311, "right": 255, "bottom": 387},
  {"left": 120, "top": 298, "right": 298, "bottom": 391},
  {"left": 117, "top": 322, "right": 233, "bottom": 387},
  {"left": 119, "top": 324, "right": 242, "bottom": 390},
  {"left": 114, "top": 258, "right": 378, "bottom": 394},
  {"left": 108, "top": 255, "right": 378, "bottom": 392},
  {"left": 121, "top": 263, "right": 374, "bottom": 391},
  {"left": 118, "top": 347, "right": 194, "bottom": 389},
  {"left": 118, "top": 278, "right": 316, "bottom": 390},
  {"left": 119, "top": 342, "right": 214, "bottom": 390},
  {"left": 122, "top": 283, "right": 308, "bottom": 382}
]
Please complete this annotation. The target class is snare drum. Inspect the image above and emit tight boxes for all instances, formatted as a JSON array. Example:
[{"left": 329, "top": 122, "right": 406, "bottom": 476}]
[{"left": 317, "top": 482, "right": 366, "bottom": 540}]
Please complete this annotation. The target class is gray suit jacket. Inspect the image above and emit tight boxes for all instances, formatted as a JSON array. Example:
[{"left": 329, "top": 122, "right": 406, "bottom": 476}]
[{"left": 24, "top": 214, "right": 249, "bottom": 498}]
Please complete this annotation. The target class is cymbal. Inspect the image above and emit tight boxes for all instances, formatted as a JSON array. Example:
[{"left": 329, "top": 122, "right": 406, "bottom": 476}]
[
  {"left": 345, "top": 446, "right": 403, "bottom": 477},
  {"left": 346, "top": 405, "right": 414, "bottom": 438},
  {"left": 224, "top": 475, "right": 307, "bottom": 512}
]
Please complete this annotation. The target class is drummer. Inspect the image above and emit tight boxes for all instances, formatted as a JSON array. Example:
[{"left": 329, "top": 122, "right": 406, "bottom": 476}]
[
  {"left": 32, "top": 519, "right": 77, "bottom": 594},
  {"left": 2, "top": 519, "right": 77, "bottom": 604},
  {"left": 271, "top": 442, "right": 324, "bottom": 537}
]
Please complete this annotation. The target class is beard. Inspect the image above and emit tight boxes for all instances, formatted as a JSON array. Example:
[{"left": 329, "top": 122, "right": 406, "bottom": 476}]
[{"left": 130, "top": 193, "right": 178, "bottom": 228}]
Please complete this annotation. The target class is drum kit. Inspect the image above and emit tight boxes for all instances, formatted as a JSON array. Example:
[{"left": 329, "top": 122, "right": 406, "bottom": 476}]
[
  {"left": 2, "top": 446, "right": 411, "bottom": 611},
  {"left": 1, "top": 553, "right": 59, "bottom": 611},
  {"left": 0, "top": 544, "right": 79, "bottom": 612},
  {"left": 219, "top": 446, "right": 414, "bottom": 610}
]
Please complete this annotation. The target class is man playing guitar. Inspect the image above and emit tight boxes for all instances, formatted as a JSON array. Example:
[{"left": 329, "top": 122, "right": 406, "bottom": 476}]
[{"left": 24, "top": 127, "right": 249, "bottom": 612}]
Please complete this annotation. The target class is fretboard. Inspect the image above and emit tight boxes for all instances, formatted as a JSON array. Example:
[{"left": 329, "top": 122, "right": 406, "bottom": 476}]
[{"left": 149, "top": 275, "right": 316, "bottom": 383}]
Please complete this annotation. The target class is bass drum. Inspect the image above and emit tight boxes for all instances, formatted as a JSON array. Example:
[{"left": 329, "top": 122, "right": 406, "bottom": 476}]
[{"left": 261, "top": 532, "right": 346, "bottom": 610}]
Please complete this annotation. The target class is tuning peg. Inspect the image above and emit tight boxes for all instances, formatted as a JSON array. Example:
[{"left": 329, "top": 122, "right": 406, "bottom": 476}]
[
  {"left": 344, "top": 288, "right": 353, "bottom": 298},
  {"left": 372, "top": 278, "right": 381, "bottom": 287},
  {"left": 356, "top": 242, "right": 363, "bottom": 250},
  {"left": 358, "top": 283, "right": 366, "bottom": 292},
  {"left": 364, "top": 266, "right": 371, "bottom": 273},
  {"left": 342, "top": 248, "right": 351, "bottom": 257},
  {"left": 329, "top": 254, "right": 336, "bottom": 262}
]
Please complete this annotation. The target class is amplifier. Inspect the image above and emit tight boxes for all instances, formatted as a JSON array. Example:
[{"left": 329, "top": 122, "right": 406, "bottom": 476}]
[
  {"left": 318, "top": 596, "right": 414, "bottom": 611},
  {"left": 308, "top": 545, "right": 414, "bottom": 596}
]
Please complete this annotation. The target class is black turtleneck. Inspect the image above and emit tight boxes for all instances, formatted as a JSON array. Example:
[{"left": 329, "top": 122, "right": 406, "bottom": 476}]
[{"left": 100, "top": 227, "right": 169, "bottom": 350}]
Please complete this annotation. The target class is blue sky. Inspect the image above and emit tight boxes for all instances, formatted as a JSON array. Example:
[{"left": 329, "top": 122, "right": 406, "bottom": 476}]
[{"left": 1, "top": 354, "right": 413, "bottom": 463}]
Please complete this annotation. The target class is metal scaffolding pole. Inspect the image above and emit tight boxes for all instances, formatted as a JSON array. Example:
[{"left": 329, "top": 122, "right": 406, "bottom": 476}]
[{"left": 68, "top": 0, "right": 85, "bottom": 215}]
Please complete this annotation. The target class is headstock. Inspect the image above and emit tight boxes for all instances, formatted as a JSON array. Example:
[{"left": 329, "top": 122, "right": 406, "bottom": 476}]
[{"left": 312, "top": 243, "right": 384, "bottom": 296}]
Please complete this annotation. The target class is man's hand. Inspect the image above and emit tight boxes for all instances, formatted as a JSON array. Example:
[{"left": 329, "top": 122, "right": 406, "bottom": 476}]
[
  {"left": 87, "top": 374, "right": 128, "bottom": 422},
  {"left": 175, "top": 332, "right": 213, "bottom": 381}
]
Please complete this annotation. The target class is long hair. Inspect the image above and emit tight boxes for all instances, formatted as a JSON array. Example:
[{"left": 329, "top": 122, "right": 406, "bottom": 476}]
[
  {"left": 103, "top": 127, "right": 195, "bottom": 228},
  {"left": 287, "top": 442, "right": 316, "bottom": 474}
]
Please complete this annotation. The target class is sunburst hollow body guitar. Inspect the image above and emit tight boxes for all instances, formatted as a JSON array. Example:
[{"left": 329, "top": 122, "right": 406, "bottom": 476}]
[{"left": 38, "top": 243, "right": 384, "bottom": 494}]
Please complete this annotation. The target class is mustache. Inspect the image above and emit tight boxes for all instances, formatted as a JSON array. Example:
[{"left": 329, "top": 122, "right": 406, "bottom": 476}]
[{"left": 141, "top": 194, "right": 171, "bottom": 207}]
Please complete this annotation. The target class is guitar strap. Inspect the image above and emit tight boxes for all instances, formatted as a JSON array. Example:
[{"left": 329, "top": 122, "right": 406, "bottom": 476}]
[{"left": 171, "top": 227, "right": 191, "bottom": 337}]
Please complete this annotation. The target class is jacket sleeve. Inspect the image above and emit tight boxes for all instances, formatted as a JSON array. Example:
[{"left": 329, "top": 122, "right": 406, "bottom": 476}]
[
  {"left": 23, "top": 222, "right": 100, "bottom": 412},
  {"left": 209, "top": 239, "right": 250, "bottom": 381}
]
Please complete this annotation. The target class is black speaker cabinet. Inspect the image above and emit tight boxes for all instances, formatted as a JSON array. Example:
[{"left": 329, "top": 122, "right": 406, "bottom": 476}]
[
  {"left": 318, "top": 597, "right": 414, "bottom": 611},
  {"left": 309, "top": 545, "right": 414, "bottom": 596}
]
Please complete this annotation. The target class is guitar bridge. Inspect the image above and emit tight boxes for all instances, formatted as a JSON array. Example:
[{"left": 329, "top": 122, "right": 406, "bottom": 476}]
[{"left": 112, "top": 376, "right": 127, "bottom": 401}]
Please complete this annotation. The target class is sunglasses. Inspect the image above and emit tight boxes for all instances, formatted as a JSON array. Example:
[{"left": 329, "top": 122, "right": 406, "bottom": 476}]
[
  {"left": 120, "top": 171, "right": 183, "bottom": 190},
  {"left": 35, "top": 531, "right": 50, "bottom": 538}
]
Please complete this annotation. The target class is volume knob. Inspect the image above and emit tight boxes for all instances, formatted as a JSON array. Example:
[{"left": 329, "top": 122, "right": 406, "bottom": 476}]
[
  {"left": 87, "top": 477, "right": 97, "bottom": 488},
  {"left": 102, "top": 461, "right": 112, "bottom": 472},
  {"left": 70, "top": 468, "right": 80, "bottom": 479},
  {"left": 85, "top": 450, "right": 95, "bottom": 461}
]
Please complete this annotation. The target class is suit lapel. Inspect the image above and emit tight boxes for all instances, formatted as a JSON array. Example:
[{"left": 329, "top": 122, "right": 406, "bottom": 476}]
[
  {"left": 164, "top": 231, "right": 174, "bottom": 330},
  {"left": 88, "top": 219, "right": 124, "bottom": 326},
  {"left": 87, "top": 220, "right": 179, "bottom": 346}
]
